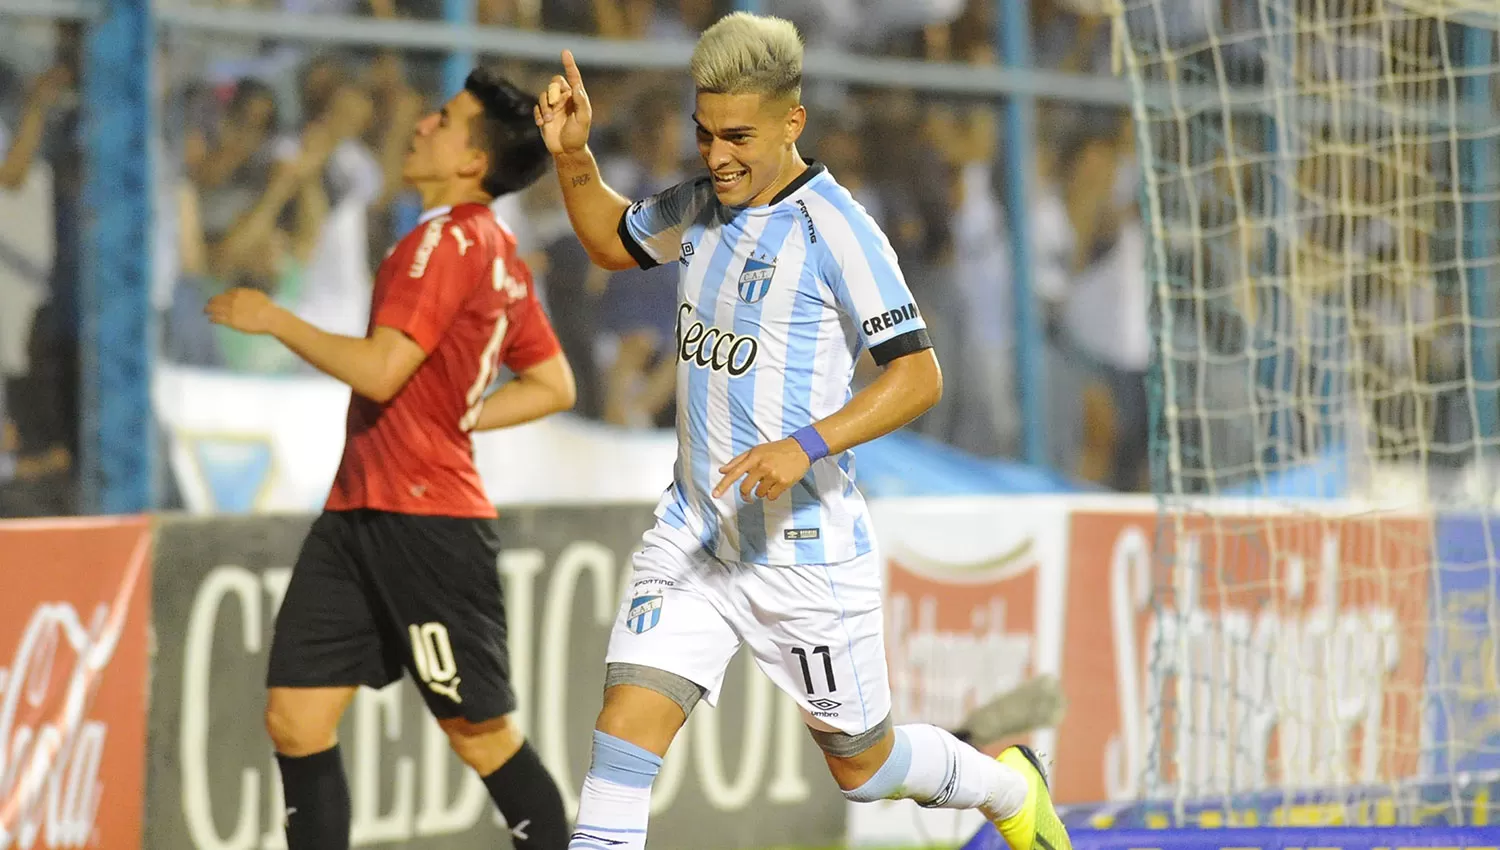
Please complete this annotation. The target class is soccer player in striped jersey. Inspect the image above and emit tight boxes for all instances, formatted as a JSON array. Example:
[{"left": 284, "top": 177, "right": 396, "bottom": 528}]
[{"left": 536, "top": 13, "right": 1072, "bottom": 850}]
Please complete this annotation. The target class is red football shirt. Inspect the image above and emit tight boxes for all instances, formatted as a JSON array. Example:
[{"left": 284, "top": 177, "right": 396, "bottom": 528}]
[{"left": 325, "top": 203, "right": 562, "bottom": 518}]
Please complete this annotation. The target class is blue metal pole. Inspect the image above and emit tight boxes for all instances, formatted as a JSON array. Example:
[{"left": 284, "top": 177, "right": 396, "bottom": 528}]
[
  {"left": 81, "top": 0, "right": 154, "bottom": 513},
  {"left": 999, "top": 0, "right": 1046, "bottom": 467},
  {"left": 1461, "top": 27, "right": 1496, "bottom": 453},
  {"left": 442, "top": 0, "right": 473, "bottom": 99},
  {"left": 733, "top": 0, "right": 762, "bottom": 11}
]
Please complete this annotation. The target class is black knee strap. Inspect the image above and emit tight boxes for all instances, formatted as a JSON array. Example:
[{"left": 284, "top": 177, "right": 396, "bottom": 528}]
[
  {"left": 604, "top": 662, "right": 706, "bottom": 717},
  {"left": 810, "top": 713, "right": 892, "bottom": 758}
]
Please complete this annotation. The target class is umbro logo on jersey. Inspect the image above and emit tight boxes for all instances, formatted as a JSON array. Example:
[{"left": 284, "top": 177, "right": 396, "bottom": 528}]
[{"left": 680, "top": 242, "right": 695, "bottom": 266}]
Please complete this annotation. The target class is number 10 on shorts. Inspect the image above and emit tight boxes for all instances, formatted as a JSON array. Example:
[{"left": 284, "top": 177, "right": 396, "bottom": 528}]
[{"left": 409, "top": 622, "right": 463, "bottom": 704}]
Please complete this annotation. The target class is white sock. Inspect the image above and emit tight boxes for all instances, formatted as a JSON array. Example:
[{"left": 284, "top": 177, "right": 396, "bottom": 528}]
[
  {"left": 845, "top": 724, "right": 1029, "bottom": 822},
  {"left": 570, "top": 773, "right": 650, "bottom": 850},
  {"left": 569, "top": 730, "right": 659, "bottom": 850}
]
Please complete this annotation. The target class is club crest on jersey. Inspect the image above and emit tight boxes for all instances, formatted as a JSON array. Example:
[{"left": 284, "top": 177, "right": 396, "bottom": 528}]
[
  {"left": 737, "top": 254, "right": 777, "bottom": 303},
  {"left": 626, "top": 595, "right": 663, "bottom": 634}
]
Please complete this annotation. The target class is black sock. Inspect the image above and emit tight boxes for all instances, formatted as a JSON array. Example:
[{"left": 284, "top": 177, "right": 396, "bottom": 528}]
[
  {"left": 275, "top": 746, "right": 351, "bottom": 850},
  {"left": 483, "top": 741, "right": 569, "bottom": 850}
]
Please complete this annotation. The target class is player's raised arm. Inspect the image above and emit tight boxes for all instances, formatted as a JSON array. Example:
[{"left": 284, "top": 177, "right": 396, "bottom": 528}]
[{"left": 535, "top": 50, "right": 636, "bottom": 270}]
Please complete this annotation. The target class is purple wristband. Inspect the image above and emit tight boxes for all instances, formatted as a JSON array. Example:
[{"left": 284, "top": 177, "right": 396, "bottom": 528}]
[{"left": 790, "top": 425, "right": 830, "bottom": 463}]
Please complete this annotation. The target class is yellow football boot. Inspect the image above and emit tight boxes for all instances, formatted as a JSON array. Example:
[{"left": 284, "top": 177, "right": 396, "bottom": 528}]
[{"left": 993, "top": 745, "right": 1072, "bottom": 850}]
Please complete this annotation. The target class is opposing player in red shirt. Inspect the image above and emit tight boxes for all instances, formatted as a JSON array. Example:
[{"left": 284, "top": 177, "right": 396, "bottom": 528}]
[{"left": 206, "top": 67, "right": 575, "bottom": 850}]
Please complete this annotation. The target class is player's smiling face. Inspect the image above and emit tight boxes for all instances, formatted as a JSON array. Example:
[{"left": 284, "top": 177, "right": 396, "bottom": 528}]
[
  {"left": 403, "top": 90, "right": 487, "bottom": 191},
  {"left": 694, "top": 91, "right": 806, "bottom": 207}
]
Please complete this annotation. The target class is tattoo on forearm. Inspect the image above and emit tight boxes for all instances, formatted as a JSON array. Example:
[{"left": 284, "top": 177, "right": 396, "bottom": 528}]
[{"left": 571, "top": 174, "right": 592, "bottom": 187}]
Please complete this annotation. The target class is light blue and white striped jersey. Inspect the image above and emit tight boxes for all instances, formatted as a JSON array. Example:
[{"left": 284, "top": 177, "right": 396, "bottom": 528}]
[{"left": 618, "top": 162, "right": 931, "bottom": 566}]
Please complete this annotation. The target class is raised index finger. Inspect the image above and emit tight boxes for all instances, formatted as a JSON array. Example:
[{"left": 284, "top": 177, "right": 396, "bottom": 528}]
[{"left": 561, "top": 50, "right": 584, "bottom": 89}]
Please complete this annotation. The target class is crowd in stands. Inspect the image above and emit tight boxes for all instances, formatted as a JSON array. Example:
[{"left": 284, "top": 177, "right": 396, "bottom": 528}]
[{"left": 19, "top": 0, "right": 1467, "bottom": 513}]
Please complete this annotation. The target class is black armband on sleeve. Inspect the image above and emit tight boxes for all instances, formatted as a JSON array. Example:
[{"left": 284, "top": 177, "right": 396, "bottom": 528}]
[
  {"left": 616, "top": 210, "right": 659, "bottom": 270},
  {"left": 869, "top": 328, "right": 933, "bottom": 366}
]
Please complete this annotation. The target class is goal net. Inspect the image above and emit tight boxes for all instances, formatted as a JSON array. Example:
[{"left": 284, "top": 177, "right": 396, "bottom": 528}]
[{"left": 1107, "top": 0, "right": 1500, "bottom": 824}]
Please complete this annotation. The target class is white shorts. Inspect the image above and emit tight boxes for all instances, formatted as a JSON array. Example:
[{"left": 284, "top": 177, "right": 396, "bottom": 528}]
[{"left": 605, "top": 523, "right": 893, "bottom": 736}]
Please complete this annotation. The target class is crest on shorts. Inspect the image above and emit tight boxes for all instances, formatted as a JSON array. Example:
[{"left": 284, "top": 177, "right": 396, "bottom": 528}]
[
  {"left": 626, "top": 595, "right": 663, "bottom": 634},
  {"left": 737, "top": 253, "right": 776, "bottom": 303}
]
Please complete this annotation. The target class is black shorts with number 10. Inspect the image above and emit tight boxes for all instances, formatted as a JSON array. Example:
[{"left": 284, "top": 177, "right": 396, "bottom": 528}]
[{"left": 267, "top": 508, "right": 515, "bottom": 722}]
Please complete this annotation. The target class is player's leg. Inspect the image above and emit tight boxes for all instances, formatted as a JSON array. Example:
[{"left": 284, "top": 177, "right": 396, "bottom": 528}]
[
  {"left": 738, "top": 554, "right": 1071, "bottom": 850},
  {"left": 265, "top": 687, "right": 359, "bottom": 755},
  {"left": 437, "top": 713, "right": 523, "bottom": 775},
  {"left": 571, "top": 530, "right": 742, "bottom": 850},
  {"left": 434, "top": 712, "right": 566, "bottom": 848},
  {"left": 265, "top": 512, "right": 402, "bottom": 850},
  {"left": 359, "top": 511, "right": 568, "bottom": 850},
  {"left": 264, "top": 687, "right": 358, "bottom": 850},
  {"left": 820, "top": 723, "right": 1069, "bottom": 850}
]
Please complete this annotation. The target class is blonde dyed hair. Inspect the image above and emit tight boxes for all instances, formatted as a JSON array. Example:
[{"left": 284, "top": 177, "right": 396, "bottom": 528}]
[{"left": 689, "top": 12, "right": 804, "bottom": 103}]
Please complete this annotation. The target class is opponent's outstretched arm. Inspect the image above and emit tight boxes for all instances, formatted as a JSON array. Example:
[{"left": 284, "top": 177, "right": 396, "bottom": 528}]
[
  {"left": 206, "top": 288, "right": 426, "bottom": 403},
  {"left": 535, "top": 50, "right": 636, "bottom": 271}
]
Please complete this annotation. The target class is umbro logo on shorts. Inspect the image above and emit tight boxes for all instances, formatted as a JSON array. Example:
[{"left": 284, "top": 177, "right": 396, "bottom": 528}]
[
  {"left": 808, "top": 698, "right": 842, "bottom": 712},
  {"left": 626, "top": 595, "right": 663, "bottom": 634}
]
